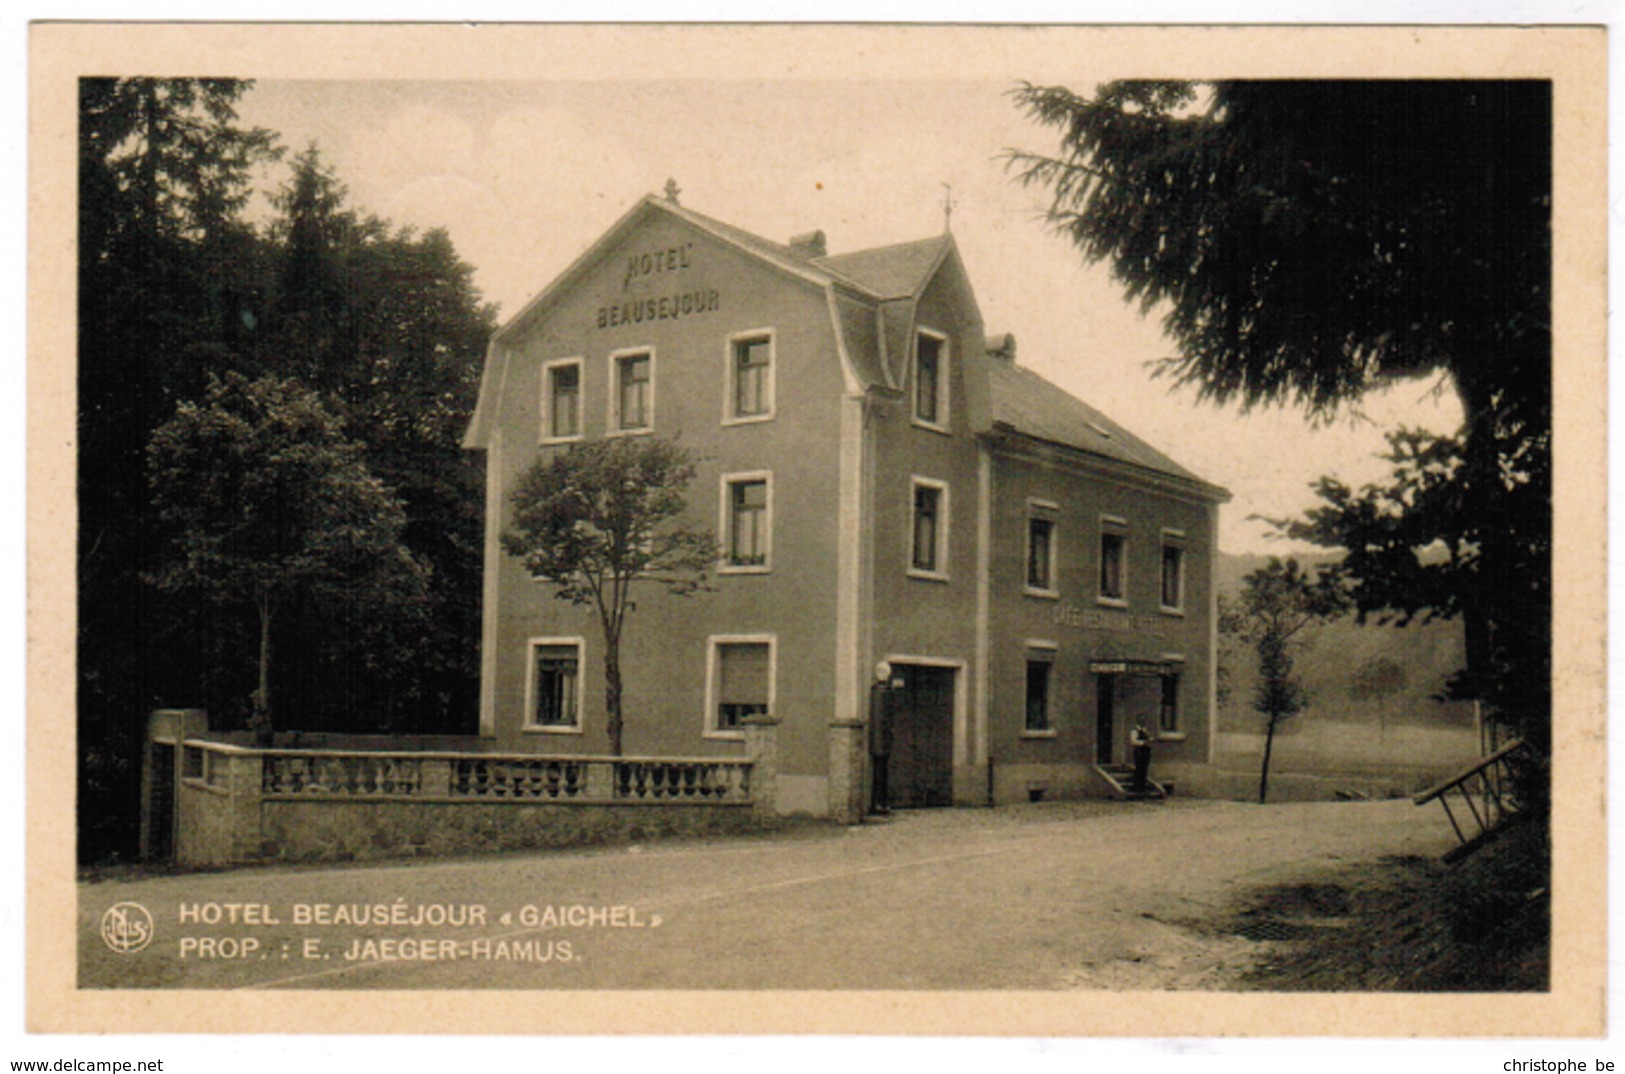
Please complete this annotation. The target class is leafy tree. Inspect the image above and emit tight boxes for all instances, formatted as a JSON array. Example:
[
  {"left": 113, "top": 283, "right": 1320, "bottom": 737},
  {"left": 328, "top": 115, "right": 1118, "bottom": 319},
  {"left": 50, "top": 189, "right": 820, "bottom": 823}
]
[
  {"left": 502, "top": 438, "right": 719, "bottom": 756},
  {"left": 1011, "top": 80, "right": 1551, "bottom": 774},
  {"left": 76, "top": 88, "right": 494, "bottom": 860},
  {"left": 263, "top": 146, "right": 497, "bottom": 729},
  {"left": 146, "top": 372, "right": 430, "bottom": 741},
  {"left": 1220, "top": 558, "right": 1349, "bottom": 803},
  {"left": 1351, "top": 653, "right": 1410, "bottom": 743}
]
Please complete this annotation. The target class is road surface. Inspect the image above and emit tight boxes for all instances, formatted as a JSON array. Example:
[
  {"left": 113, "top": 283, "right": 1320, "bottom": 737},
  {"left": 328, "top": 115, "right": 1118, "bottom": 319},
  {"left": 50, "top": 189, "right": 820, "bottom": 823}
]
[{"left": 78, "top": 798, "right": 1455, "bottom": 990}]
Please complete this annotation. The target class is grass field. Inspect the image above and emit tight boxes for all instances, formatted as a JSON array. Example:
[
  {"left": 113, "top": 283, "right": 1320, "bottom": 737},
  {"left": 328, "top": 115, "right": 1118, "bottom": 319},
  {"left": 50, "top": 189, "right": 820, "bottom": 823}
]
[{"left": 1208, "top": 720, "right": 1483, "bottom": 802}]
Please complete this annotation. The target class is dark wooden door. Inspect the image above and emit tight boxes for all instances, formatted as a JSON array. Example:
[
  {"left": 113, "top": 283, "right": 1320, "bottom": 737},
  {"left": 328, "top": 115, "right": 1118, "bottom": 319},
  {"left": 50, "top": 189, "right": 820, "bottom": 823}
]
[
  {"left": 889, "top": 664, "right": 955, "bottom": 807},
  {"left": 147, "top": 743, "right": 175, "bottom": 861},
  {"left": 1095, "top": 675, "right": 1116, "bottom": 764}
]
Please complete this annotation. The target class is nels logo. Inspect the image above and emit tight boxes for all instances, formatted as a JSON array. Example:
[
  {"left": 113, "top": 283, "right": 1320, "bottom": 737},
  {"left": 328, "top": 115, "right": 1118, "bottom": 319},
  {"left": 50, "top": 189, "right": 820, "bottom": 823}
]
[{"left": 99, "top": 902, "right": 154, "bottom": 954}]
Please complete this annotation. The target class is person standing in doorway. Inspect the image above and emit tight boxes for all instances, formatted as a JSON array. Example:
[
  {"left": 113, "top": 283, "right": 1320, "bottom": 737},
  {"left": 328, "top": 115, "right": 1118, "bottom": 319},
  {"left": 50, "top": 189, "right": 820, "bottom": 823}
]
[{"left": 1130, "top": 722, "right": 1154, "bottom": 795}]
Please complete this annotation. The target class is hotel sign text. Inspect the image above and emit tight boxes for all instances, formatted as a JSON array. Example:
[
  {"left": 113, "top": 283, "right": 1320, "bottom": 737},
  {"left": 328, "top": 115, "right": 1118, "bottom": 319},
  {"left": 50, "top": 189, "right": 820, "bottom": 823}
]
[
  {"left": 1052, "top": 603, "right": 1169, "bottom": 639},
  {"left": 599, "top": 241, "right": 722, "bottom": 328}
]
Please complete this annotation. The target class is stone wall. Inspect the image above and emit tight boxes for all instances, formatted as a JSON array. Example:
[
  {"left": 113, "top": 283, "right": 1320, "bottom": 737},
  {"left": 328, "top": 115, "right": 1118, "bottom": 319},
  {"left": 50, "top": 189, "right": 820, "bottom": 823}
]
[
  {"left": 155, "top": 716, "right": 778, "bottom": 867},
  {"left": 258, "top": 799, "right": 762, "bottom": 863}
]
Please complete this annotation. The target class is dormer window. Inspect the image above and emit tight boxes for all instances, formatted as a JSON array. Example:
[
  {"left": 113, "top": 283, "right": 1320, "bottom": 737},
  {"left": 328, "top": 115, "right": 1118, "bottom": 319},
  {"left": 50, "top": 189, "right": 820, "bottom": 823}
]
[{"left": 913, "top": 329, "right": 949, "bottom": 431}]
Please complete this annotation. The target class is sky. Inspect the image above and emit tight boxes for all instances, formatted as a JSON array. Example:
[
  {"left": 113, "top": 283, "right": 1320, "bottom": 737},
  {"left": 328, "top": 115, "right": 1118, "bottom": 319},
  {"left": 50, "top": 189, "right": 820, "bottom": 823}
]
[{"left": 234, "top": 77, "right": 1462, "bottom": 555}]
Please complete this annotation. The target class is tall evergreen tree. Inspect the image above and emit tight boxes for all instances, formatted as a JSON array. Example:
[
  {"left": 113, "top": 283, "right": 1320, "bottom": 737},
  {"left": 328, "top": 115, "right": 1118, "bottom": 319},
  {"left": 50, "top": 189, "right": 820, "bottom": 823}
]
[
  {"left": 261, "top": 145, "right": 497, "bottom": 732},
  {"left": 77, "top": 78, "right": 279, "bottom": 861},
  {"left": 1011, "top": 81, "right": 1551, "bottom": 782}
]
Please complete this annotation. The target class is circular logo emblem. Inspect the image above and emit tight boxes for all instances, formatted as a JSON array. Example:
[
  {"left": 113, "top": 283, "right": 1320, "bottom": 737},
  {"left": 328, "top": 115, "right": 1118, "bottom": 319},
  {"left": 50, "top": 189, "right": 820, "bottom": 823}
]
[{"left": 99, "top": 902, "right": 154, "bottom": 954}]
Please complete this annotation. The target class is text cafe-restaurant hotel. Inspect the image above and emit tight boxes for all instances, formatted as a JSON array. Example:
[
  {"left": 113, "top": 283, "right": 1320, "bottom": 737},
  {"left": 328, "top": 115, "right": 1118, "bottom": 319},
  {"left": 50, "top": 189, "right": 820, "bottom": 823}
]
[{"left": 462, "top": 186, "right": 1231, "bottom": 819}]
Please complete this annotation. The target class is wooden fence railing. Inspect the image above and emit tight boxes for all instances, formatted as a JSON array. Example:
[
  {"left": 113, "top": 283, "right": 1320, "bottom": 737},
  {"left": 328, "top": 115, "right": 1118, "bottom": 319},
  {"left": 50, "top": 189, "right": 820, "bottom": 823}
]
[{"left": 1412, "top": 738, "right": 1532, "bottom": 863}]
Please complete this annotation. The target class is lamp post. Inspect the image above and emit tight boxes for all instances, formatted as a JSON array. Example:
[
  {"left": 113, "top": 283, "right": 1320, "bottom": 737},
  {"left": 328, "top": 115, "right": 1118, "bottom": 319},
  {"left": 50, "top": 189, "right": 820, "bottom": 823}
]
[{"left": 869, "top": 660, "right": 894, "bottom": 816}]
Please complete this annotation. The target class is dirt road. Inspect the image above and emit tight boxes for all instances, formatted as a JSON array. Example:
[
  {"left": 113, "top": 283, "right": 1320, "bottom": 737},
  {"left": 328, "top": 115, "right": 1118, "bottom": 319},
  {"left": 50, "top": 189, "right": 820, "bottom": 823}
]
[{"left": 78, "top": 798, "right": 1455, "bottom": 990}]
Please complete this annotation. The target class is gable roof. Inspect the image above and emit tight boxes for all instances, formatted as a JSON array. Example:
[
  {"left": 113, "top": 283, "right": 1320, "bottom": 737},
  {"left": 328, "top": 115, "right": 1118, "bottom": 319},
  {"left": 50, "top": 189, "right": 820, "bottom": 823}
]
[
  {"left": 816, "top": 235, "right": 951, "bottom": 300},
  {"left": 493, "top": 195, "right": 866, "bottom": 348},
  {"left": 469, "top": 194, "right": 1221, "bottom": 502},
  {"left": 987, "top": 359, "right": 1227, "bottom": 499},
  {"left": 657, "top": 199, "right": 881, "bottom": 298}
]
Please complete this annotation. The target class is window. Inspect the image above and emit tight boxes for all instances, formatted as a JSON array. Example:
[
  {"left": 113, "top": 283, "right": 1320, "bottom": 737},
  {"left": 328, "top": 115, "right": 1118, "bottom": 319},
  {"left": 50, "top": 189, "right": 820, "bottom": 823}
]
[
  {"left": 611, "top": 350, "right": 653, "bottom": 432},
  {"left": 1159, "top": 674, "right": 1180, "bottom": 734},
  {"left": 707, "top": 637, "right": 774, "bottom": 737},
  {"left": 1160, "top": 533, "right": 1186, "bottom": 612},
  {"left": 1025, "top": 501, "right": 1059, "bottom": 596},
  {"left": 1025, "top": 660, "right": 1052, "bottom": 733},
  {"left": 528, "top": 640, "right": 583, "bottom": 731},
  {"left": 541, "top": 359, "right": 582, "bottom": 442},
  {"left": 727, "top": 332, "right": 774, "bottom": 422},
  {"left": 909, "top": 477, "right": 949, "bottom": 579},
  {"left": 723, "top": 474, "right": 771, "bottom": 571},
  {"left": 913, "top": 330, "right": 948, "bottom": 429},
  {"left": 1099, "top": 521, "right": 1128, "bottom": 605}
]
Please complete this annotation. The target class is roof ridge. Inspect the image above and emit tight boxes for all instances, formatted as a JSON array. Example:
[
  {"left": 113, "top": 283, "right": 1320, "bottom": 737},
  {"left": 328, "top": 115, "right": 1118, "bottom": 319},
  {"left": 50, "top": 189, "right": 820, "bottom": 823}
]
[
  {"left": 655, "top": 197, "right": 881, "bottom": 298},
  {"left": 814, "top": 232, "right": 948, "bottom": 262},
  {"left": 810, "top": 232, "right": 952, "bottom": 300}
]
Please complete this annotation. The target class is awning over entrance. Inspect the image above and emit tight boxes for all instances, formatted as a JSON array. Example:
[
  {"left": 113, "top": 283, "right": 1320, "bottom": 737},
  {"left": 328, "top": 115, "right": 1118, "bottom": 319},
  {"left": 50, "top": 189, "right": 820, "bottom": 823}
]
[{"left": 1088, "top": 659, "right": 1178, "bottom": 676}]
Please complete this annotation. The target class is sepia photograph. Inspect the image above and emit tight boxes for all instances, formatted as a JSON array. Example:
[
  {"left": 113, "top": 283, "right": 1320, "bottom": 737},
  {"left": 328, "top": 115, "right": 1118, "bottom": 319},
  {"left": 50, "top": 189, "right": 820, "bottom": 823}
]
[{"left": 27, "top": 20, "right": 1607, "bottom": 1041}]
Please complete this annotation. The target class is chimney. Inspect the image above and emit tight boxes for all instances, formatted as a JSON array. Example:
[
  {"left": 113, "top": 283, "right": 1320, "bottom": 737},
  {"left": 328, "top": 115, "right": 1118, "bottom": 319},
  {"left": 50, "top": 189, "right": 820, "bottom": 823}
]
[
  {"left": 788, "top": 229, "right": 827, "bottom": 258},
  {"left": 985, "top": 332, "right": 1017, "bottom": 362}
]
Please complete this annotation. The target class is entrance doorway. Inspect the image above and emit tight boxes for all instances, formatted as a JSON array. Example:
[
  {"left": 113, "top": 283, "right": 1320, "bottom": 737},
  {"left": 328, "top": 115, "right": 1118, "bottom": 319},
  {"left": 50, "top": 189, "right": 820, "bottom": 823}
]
[
  {"left": 888, "top": 663, "right": 955, "bottom": 807},
  {"left": 1095, "top": 675, "right": 1116, "bottom": 764},
  {"left": 146, "top": 743, "right": 176, "bottom": 861}
]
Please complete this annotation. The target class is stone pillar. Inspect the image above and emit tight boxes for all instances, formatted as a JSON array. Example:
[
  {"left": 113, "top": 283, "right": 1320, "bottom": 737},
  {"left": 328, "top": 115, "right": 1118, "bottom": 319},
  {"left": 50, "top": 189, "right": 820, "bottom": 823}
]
[
  {"left": 227, "top": 750, "right": 265, "bottom": 863},
  {"left": 740, "top": 715, "right": 780, "bottom": 819},
  {"left": 827, "top": 720, "right": 868, "bottom": 826},
  {"left": 421, "top": 758, "right": 455, "bottom": 798},
  {"left": 141, "top": 709, "right": 208, "bottom": 862}
]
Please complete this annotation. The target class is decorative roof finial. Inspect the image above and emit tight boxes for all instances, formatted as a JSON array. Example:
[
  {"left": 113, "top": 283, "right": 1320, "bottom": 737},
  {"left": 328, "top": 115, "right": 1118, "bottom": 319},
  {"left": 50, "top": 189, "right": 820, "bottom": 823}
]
[
  {"left": 664, "top": 178, "right": 682, "bottom": 205},
  {"left": 941, "top": 182, "right": 956, "bottom": 233}
]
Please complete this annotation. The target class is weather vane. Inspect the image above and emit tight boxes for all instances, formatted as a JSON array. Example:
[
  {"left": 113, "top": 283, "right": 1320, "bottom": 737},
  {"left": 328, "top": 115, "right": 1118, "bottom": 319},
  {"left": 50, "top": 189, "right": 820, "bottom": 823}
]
[
  {"left": 941, "top": 183, "right": 956, "bottom": 232},
  {"left": 664, "top": 177, "right": 682, "bottom": 205}
]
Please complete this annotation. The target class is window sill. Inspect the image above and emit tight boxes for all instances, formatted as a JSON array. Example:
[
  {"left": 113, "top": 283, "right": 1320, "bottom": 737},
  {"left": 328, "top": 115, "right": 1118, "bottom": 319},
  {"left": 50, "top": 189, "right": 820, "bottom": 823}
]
[
  {"left": 1023, "top": 587, "right": 1060, "bottom": 600},
  {"left": 703, "top": 730, "right": 746, "bottom": 742},
  {"left": 540, "top": 433, "right": 584, "bottom": 446},
  {"left": 1157, "top": 732, "right": 1187, "bottom": 743},
  {"left": 605, "top": 426, "right": 655, "bottom": 439},
  {"left": 522, "top": 725, "right": 584, "bottom": 736},
  {"left": 1159, "top": 605, "right": 1187, "bottom": 617},
  {"left": 719, "top": 564, "right": 771, "bottom": 576},
  {"left": 722, "top": 413, "right": 775, "bottom": 427},
  {"left": 1096, "top": 596, "right": 1129, "bottom": 609},
  {"left": 910, "top": 417, "right": 952, "bottom": 437},
  {"left": 907, "top": 568, "right": 950, "bottom": 584},
  {"left": 1021, "top": 729, "right": 1058, "bottom": 740}
]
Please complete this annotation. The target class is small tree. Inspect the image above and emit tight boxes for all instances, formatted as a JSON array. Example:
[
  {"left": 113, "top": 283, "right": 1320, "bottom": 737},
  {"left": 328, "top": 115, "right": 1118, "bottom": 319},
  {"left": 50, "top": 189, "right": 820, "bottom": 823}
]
[
  {"left": 1350, "top": 655, "right": 1409, "bottom": 744},
  {"left": 147, "top": 371, "right": 429, "bottom": 741},
  {"left": 502, "top": 437, "right": 719, "bottom": 756},
  {"left": 1221, "top": 557, "right": 1348, "bottom": 803}
]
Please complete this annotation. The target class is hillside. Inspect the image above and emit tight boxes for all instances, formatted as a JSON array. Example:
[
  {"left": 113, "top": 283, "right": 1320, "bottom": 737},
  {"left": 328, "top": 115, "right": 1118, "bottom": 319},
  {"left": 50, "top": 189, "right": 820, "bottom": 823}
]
[{"left": 1216, "top": 551, "right": 1474, "bottom": 734}]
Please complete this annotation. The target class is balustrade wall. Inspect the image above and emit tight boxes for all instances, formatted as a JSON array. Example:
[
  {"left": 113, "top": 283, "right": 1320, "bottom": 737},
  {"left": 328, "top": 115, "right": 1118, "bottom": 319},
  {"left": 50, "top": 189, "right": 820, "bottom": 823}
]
[{"left": 158, "top": 722, "right": 773, "bottom": 866}]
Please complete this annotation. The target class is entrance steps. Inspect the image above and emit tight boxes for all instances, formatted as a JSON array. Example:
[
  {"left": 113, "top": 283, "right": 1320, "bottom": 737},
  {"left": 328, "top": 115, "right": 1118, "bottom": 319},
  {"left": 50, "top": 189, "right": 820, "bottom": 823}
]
[{"left": 1094, "top": 764, "right": 1167, "bottom": 802}]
